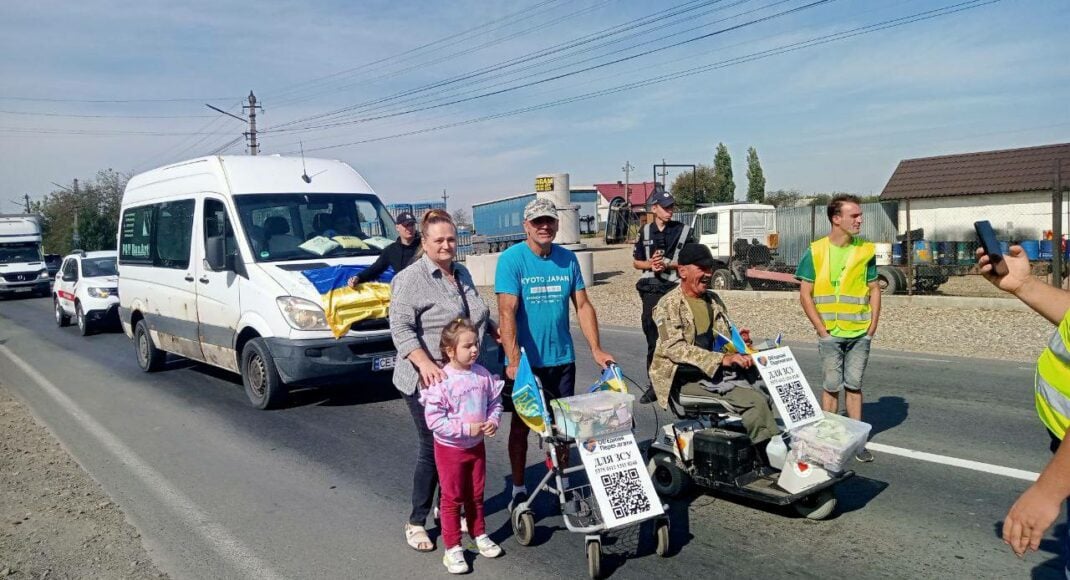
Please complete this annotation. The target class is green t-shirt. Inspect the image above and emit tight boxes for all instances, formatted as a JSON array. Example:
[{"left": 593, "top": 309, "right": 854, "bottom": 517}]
[
  {"left": 685, "top": 295, "right": 712, "bottom": 337},
  {"left": 794, "top": 238, "right": 877, "bottom": 339}
]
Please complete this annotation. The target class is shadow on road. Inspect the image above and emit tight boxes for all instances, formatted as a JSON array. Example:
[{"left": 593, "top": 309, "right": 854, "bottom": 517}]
[
  {"left": 863, "top": 395, "right": 909, "bottom": 436},
  {"left": 989, "top": 520, "right": 1067, "bottom": 579}
]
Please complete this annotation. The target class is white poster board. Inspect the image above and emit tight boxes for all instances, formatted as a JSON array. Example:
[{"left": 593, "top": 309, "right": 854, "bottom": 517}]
[
  {"left": 752, "top": 346, "right": 822, "bottom": 431},
  {"left": 577, "top": 431, "right": 664, "bottom": 528}
]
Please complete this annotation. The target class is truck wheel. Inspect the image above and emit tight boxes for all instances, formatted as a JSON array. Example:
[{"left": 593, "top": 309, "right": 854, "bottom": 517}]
[
  {"left": 647, "top": 453, "right": 691, "bottom": 498},
  {"left": 54, "top": 297, "right": 70, "bottom": 327},
  {"left": 711, "top": 269, "right": 733, "bottom": 291},
  {"left": 134, "top": 319, "right": 166, "bottom": 372},
  {"left": 876, "top": 266, "right": 900, "bottom": 295},
  {"left": 241, "top": 338, "right": 288, "bottom": 410}
]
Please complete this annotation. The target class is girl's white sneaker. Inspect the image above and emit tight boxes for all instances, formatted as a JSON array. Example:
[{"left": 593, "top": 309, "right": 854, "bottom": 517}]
[
  {"left": 443, "top": 546, "right": 469, "bottom": 574},
  {"left": 474, "top": 534, "right": 502, "bottom": 558}
]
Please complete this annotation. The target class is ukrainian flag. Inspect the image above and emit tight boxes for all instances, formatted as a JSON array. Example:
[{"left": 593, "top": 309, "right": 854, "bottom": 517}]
[
  {"left": 588, "top": 364, "right": 627, "bottom": 394},
  {"left": 302, "top": 265, "right": 393, "bottom": 338},
  {"left": 511, "top": 349, "right": 551, "bottom": 434}
]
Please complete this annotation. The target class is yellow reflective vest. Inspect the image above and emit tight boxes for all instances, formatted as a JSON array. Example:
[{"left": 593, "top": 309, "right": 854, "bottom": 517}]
[
  {"left": 1036, "top": 309, "right": 1070, "bottom": 440},
  {"left": 810, "top": 236, "right": 875, "bottom": 334}
]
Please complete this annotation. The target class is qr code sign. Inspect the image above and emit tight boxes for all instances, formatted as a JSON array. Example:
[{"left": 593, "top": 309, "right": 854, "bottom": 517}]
[
  {"left": 776, "top": 380, "right": 817, "bottom": 423},
  {"left": 600, "top": 468, "right": 651, "bottom": 519}
]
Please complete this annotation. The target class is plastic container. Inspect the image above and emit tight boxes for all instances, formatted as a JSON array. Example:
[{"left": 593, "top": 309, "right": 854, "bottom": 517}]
[
  {"left": 788, "top": 412, "right": 872, "bottom": 473},
  {"left": 874, "top": 242, "right": 892, "bottom": 266},
  {"left": 1040, "top": 240, "right": 1054, "bottom": 260},
  {"left": 936, "top": 241, "right": 956, "bottom": 265},
  {"left": 1020, "top": 240, "right": 1041, "bottom": 260},
  {"left": 912, "top": 240, "right": 933, "bottom": 263},
  {"left": 551, "top": 391, "right": 634, "bottom": 439},
  {"left": 891, "top": 242, "right": 904, "bottom": 265}
]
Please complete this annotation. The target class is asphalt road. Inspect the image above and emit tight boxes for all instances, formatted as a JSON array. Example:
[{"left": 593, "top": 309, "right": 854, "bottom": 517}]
[{"left": 0, "top": 293, "right": 1063, "bottom": 579}]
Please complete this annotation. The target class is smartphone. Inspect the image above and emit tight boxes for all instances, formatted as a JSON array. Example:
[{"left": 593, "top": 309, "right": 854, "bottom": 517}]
[{"left": 974, "top": 220, "right": 1008, "bottom": 274}]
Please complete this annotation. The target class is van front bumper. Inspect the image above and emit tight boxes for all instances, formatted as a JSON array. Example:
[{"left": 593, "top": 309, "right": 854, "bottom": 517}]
[
  {"left": 0, "top": 279, "right": 49, "bottom": 294},
  {"left": 263, "top": 335, "right": 396, "bottom": 385}
]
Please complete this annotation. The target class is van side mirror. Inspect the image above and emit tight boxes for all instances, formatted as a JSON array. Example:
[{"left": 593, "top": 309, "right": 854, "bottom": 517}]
[{"left": 205, "top": 236, "right": 233, "bottom": 272}]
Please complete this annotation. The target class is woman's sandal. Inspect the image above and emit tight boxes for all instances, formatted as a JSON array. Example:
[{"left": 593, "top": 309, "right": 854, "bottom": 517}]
[{"left": 405, "top": 523, "right": 434, "bottom": 552}]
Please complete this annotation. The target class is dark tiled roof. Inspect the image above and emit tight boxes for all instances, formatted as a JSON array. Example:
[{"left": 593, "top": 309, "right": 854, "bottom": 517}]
[
  {"left": 880, "top": 142, "right": 1070, "bottom": 200},
  {"left": 595, "top": 181, "right": 658, "bottom": 207}
]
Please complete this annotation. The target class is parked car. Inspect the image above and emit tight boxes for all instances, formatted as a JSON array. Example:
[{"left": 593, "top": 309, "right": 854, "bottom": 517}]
[
  {"left": 117, "top": 155, "right": 397, "bottom": 409},
  {"left": 53, "top": 250, "right": 120, "bottom": 336}
]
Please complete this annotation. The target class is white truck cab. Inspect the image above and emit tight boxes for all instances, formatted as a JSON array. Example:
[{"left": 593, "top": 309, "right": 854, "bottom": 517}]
[
  {"left": 691, "top": 203, "right": 778, "bottom": 262},
  {"left": 118, "top": 155, "right": 397, "bottom": 409},
  {"left": 0, "top": 214, "right": 51, "bottom": 298}
]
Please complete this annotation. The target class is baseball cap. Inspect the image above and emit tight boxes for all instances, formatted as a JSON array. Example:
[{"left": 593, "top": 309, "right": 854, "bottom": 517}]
[
  {"left": 395, "top": 212, "right": 416, "bottom": 225},
  {"left": 524, "top": 197, "right": 558, "bottom": 221},
  {"left": 654, "top": 190, "right": 676, "bottom": 208},
  {"left": 678, "top": 243, "right": 715, "bottom": 268}
]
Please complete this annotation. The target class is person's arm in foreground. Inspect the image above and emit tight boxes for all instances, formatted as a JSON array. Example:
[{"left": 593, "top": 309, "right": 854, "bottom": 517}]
[
  {"left": 979, "top": 245, "right": 1070, "bottom": 325},
  {"left": 1004, "top": 439, "right": 1070, "bottom": 556}
]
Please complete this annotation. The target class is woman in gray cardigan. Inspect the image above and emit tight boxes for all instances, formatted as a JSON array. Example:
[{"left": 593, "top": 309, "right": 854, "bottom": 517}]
[{"left": 389, "top": 209, "right": 495, "bottom": 552}]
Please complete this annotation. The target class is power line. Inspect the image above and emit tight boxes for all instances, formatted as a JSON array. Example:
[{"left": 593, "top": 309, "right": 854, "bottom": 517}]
[
  {"left": 0, "top": 96, "right": 229, "bottom": 104},
  {"left": 268, "top": 0, "right": 829, "bottom": 135},
  {"left": 290, "top": 0, "right": 1003, "bottom": 154},
  {"left": 0, "top": 109, "right": 213, "bottom": 119}
]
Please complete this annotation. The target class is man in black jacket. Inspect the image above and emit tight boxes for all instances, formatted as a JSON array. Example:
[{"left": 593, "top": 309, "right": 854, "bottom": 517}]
[{"left": 348, "top": 211, "right": 421, "bottom": 287}]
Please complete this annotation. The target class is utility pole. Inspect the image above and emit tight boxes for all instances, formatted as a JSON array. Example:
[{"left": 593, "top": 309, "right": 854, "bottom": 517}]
[
  {"left": 622, "top": 161, "right": 634, "bottom": 210},
  {"left": 441, "top": 187, "right": 448, "bottom": 210},
  {"left": 657, "top": 158, "right": 669, "bottom": 188},
  {"left": 23, "top": 194, "right": 30, "bottom": 213},
  {"left": 244, "top": 91, "right": 262, "bottom": 156}
]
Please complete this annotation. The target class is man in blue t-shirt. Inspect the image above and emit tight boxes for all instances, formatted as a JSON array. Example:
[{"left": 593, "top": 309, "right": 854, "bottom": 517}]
[{"left": 496, "top": 197, "right": 615, "bottom": 509}]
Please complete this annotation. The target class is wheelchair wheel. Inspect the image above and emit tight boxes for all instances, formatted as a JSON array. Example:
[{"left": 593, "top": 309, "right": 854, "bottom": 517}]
[{"left": 647, "top": 452, "right": 691, "bottom": 499}]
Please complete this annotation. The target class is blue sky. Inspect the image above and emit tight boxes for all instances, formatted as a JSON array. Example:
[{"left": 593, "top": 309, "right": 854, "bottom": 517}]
[{"left": 1, "top": 0, "right": 1067, "bottom": 214}]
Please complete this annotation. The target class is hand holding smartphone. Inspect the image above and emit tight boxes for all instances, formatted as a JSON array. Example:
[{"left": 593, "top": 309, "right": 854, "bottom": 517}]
[{"left": 974, "top": 220, "right": 1008, "bottom": 275}]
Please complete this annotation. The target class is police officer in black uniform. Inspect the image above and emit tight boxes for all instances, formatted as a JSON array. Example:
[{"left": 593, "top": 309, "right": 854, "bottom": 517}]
[{"left": 633, "top": 188, "right": 691, "bottom": 402}]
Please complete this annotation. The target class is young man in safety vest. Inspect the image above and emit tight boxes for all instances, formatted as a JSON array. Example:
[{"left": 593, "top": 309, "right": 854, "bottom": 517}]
[
  {"left": 978, "top": 244, "right": 1070, "bottom": 571},
  {"left": 795, "top": 194, "right": 881, "bottom": 463},
  {"left": 633, "top": 188, "right": 691, "bottom": 404}
]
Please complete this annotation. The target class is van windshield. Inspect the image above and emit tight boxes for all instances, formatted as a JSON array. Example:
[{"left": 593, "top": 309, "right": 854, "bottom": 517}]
[
  {"left": 233, "top": 193, "right": 395, "bottom": 263},
  {"left": 0, "top": 242, "right": 43, "bottom": 264}
]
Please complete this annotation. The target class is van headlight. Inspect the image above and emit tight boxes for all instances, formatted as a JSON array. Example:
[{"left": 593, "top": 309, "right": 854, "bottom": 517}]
[
  {"left": 37, "top": 270, "right": 49, "bottom": 280},
  {"left": 276, "top": 296, "right": 329, "bottom": 331}
]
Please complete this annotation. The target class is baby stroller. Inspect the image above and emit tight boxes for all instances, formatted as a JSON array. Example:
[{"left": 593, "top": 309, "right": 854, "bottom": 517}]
[{"left": 509, "top": 358, "right": 670, "bottom": 579}]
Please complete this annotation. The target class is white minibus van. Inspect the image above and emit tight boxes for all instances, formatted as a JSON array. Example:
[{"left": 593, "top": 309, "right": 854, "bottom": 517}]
[{"left": 118, "top": 155, "right": 397, "bottom": 409}]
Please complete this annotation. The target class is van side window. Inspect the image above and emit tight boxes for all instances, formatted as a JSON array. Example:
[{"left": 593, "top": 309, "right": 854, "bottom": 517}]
[
  {"left": 203, "top": 199, "right": 238, "bottom": 259},
  {"left": 153, "top": 200, "right": 195, "bottom": 269},
  {"left": 119, "top": 206, "right": 155, "bottom": 264},
  {"left": 702, "top": 214, "right": 718, "bottom": 236}
]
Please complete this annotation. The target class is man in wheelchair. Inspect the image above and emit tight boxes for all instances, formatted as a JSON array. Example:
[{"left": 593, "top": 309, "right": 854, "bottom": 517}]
[{"left": 648, "top": 243, "right": 780, "bottom": 453}]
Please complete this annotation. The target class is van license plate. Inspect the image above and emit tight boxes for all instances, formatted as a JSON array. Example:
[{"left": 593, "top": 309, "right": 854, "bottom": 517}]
[{"left": 373, "top": 355, "right": 396, "bottom": 371}]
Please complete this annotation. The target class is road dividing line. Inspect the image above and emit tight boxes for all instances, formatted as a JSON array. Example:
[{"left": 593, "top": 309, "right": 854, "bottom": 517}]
[
  {"left": 867, "top": 442, "right": 1040, "bottom": 482},
  {"left": 0, "top": 344, "right": 285, "bottom": 580}
]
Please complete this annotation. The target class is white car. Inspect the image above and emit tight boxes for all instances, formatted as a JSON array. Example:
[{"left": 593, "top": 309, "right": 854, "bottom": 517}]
[{"left": 54, "top": 250, "right": 119, "bottom": 336}]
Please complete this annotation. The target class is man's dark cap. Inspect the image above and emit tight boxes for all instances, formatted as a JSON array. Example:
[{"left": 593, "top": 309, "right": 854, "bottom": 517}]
[
  {"left": 678, "top": 243, "right": 715, "bottom": 267},
  {"left": 395, "top": 212, "right": 416, "bottom": 225},
  {"left": 654, "top": 189, "right": 675, "bottom": 208}
]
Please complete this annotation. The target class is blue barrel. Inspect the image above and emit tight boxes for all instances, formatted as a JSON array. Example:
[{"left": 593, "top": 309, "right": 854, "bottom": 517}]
[
  {"left": 1040, "top": 240, "right": 1054, "bottom": 260},
  {"left": 956, "top": 241, "right": 976, "bottom": 265},
  {"left": 913, "top": 240, "right": 933, "bottom": 263},
  {"left": 1020, "top": 240, "right": 1040, "bottom": 260},
  {"left": 891, "top": 242, "right": 904, "bottom": 265},
  {"left": 936, "top": 241, "right": 955, "bottom": 265}
]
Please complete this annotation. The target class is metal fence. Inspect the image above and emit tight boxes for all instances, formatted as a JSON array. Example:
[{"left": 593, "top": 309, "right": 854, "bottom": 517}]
[{"left": 775, "top": 202, "right": 898, "bottom": 267}]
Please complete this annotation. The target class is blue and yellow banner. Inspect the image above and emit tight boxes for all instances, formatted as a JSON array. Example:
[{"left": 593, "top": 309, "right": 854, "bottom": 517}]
[
  {"left": 588, "top": 364, "right": 627, "bottom": 394},
  {"left": 511, "top": 349, "right": 550, "bottom": 434},
  {"left": 302, "top": 265, "right": 393, "bottom": 338}
]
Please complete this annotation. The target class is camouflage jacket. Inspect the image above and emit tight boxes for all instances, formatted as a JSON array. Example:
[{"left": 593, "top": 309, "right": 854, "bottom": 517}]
[{"left": 649, "top": 286, "right": 732, "bottom": 409}]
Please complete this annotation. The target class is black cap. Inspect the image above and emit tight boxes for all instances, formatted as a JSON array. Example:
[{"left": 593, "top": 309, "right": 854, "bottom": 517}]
[
  {"left": 678, "top": 243, "right": 715, "bottom": 268},
  {"left": 653, "top": 189, "right": 675, "bottom": 208},
  {"left": 395, "top": 212, "right": 416, "bottom": 225}
]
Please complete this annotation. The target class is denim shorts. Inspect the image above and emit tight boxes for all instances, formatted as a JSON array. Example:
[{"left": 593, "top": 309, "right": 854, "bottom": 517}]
[{"left": 817, "top": 334, "right": 872, "bottom": 393}]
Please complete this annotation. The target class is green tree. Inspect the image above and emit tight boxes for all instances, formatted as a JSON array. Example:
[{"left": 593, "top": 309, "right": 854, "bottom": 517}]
[
  {"left": 668, "top": 164, "right": 717, "bottom": 211},
  {"left": 745, "top": 147, "right": 765, "bottom": 203},
  {"left": 33, "top": 169, "right": 128, "bottom": 255},
  {"left": 711, "top": 143, "right": 735, "bottom": 203},
  {"left": 764, "top": 189, "right": 801, "bottom": 207}
]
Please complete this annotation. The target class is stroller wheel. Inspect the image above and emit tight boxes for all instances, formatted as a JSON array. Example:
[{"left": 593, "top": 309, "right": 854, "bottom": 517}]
[
  {"left": 512, "top": 510, "right": 535, "bottom": 546},
  {"left": 586, "top": 539, "right": 602, "bottom": 579}
]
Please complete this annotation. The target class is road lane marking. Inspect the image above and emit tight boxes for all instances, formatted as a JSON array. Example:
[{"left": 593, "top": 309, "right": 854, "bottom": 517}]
[
  {"left": 0, "top": 344, "right": 284, "bottom": 580},
  {"left": 867, "top": 442, "right": 1039, "bottom": 482}
]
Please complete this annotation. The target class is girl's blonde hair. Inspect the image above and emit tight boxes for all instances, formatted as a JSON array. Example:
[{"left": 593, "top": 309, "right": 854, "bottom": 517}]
[{"left": 440, "top": 317, "right": 478, "bottom": 361}]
